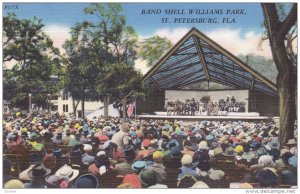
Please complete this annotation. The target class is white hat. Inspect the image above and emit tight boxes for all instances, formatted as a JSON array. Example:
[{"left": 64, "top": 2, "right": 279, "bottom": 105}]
[
  {"left": 209, "top": 170, "right": 225, "bottom": 180},
  {"left": 190, "top": 181, "right": 210, "bottom": 188},
  {"left": 83, "top": 144, "right": 93, "bottom": 151},
  {"left": 55, "top": 164, "right": 79, "bottom": 181},
  {"left": 181, "top": 154, "right": 193, "bottom": 166},
  {"left": 198, "top": 141, "right": 209, "bottom": 150},
  {"left": 97, "top": 151, "right": 106, "bottom": 156}
]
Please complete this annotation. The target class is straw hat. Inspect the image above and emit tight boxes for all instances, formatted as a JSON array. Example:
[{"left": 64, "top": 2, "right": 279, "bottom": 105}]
[
  {"left": 55, "top": 164, "right": 79, "bottom": 181},
  {"left": 4, "top": 179, "right": 24, "bottom": 189}
]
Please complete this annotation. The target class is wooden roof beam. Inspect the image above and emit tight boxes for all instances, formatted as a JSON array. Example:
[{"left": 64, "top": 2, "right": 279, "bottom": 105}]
[
  {"left": 149, "top": 77, "right": 162, "bottom": 91},
  {"left": 193, "top": 35, "right": 210, "bottom": 81}
]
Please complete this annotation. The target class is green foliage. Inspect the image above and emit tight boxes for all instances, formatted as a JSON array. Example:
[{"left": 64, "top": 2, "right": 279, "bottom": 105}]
[
  {"left": 238, "top": 54, "right": 278, "bottom": 84},
  {"left": 138, "top": 36, "right": 173, "bottom": 67},
  {"left": 3, "top": 13, "right": 63, "bottom": 110},
  {"left": 96, "top": 63, "right": 144, "bottom": 102},
  {"left": 63, "top": 3, "right": 142, "bottom": 108}
]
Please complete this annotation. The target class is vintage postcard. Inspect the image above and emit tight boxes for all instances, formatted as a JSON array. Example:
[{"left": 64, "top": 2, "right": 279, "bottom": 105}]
[{"left": 2, "top": 1, "right": 298, "bottom": 193}]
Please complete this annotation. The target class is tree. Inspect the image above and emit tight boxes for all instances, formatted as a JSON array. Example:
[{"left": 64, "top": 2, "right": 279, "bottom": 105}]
[
  {"left": 96, "top": 63, "right": 144, "bottom": 120},
  {"left": 63, "top": 36, "right": 99, "bottom": 118},
  {"left": 3, "top": 13, "right": 63, "bottom": 110},
  {"left": 64, "top": 3, "right": 140, "bottom": 118},
  {"left": 261, "top": 3, "right": 297, "bottom": 145},
  {"left": 138, "top": 36, "right": 173, "bottom": 67}
]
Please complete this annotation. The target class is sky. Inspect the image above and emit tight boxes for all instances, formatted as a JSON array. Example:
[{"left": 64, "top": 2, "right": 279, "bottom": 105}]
[{"left": 3, "top": 2, "right": 280, "bottom": 74}]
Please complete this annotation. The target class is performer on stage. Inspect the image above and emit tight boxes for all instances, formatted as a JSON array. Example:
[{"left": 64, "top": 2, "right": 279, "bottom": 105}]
[
  {"left": 199, "top": 99, "right": 204, "bottom": 115},
  {"left": 190, "top": 98, "right": 197, "bottom": 116}
]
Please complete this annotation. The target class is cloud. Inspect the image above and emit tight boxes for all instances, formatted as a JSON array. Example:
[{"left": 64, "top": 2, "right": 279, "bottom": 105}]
[
  {"left": 153, "top": 27, "right": 190, "bottom": 44},
  {"left": 136, "top": 27, "right": 275, "bottom": 74},
  {"left": 142, "top": 27, "right": 275, "bottom": 59},
  {"left": 134, "top": 59, "right": 150, "bottom": 75},
  {"left": 205, "top": 28, "right": 273, "bottom": 59},
  {"left": 43, "top": 23, "right": 71, "bottom": 53}
]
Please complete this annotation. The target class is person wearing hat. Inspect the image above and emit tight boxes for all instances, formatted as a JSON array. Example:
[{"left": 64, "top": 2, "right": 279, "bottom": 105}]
[
  {"left": 256, "top": 146, "right": 268, "bottom": 158},
  {"left": 55, "top": 164, "right": 79, "bottom": 187},
  {"left": 80, "top": 128, "right": 92, "bottom": 144},
  {"left": 19, "top": 153, "right": 44, "bottom": 182},
  {"left": 138, "top": 169, "right": 168, "bottom": 188},
  {"left": 190, "top": 181, "right": 210, "bottom": 188},
  {"left": 281, "top": 169, "right": 297, "bottom": 186},
  {"left": 136, "top": 139, "right": 151, "bottom": 160},
  {"left": 43, "top": 154, "right": 57, "bottom": 172},
  {"left": 45, "top": 175, "right": 69, "bottom": 188},
  {"left": 166, "top": 146, "right": 183, "bottom": 167},
  {"left": 166, "top": 138, "right": 179, "bottom": 150},
  {"left": 181, "top": 140, "right": 195, "bottom": 157},
  {"left": 89, "top": 154, "right": 110, "bottom": 175},
  {"left": 256, "top": 168, "right": 279, "bottom": 188},
  {"left": 75, "top": 173, "right": 99, "bottom": 188},
  {"left": 53, "top": 132, "right": 64, "bottom": 145},
  {"left": 28, "top": 132, "right": 45, "bottom": 151},
  {"left": 4, "top": 179, "right": 24, "bottom": 189},
  {"left": 82, "top": 144, "right": 95, "bottom": 165},
  {"left": 24, "top": 163, "right": 51, "bottom": 188},
  {"left": 286, "top": 139, "right": 297, "bottom": 148},
  {"left": 193, "top": 141, "right": 210, "bottom": 164},
  {"left": 95, "top": 154, "right": 118, "bottom": 188},
  {"left": 5, "top": 132, "right": 18, "bottom": 149},
  {"left": 195, "top": 150, "right": 213, "bottom": 178},
  {"left": 177, "top": 175, "right": 198, "bottom": 188},
  {"left": 68, "top": 133, "right": 82, "bottom": 147},
  {"left": 111, "top": 123, "right": 130, "bottom": 152},
  {"left": 250, "top": 155, "right": 275, "bottom": 175},
  {"left": 178, "top": 154, "right": 198, "bottom": 180},
  {"left": 267, "top": 142, "right": 280, "bottom": 161},
  {"left": 206, "top": 170, "right": 229, "bottom": 188},
  {"left": 208, "top": 146, "right": 224, "bottom": 164},
  {"left": 62, "top": 129, "right": 72, "bottom": 145},
  {"left": 162, "top": 147, "right": 183, "bottom": 188},
  {"left": 122, "top": 161, "right": 146, "bottom": 188},
  {"left": 234, "top": 145, "right": 244, "bottom": 155},
  {"left": 145, "top": 150, "right": 167, "bottom": 183},
  {"left": 221, "top": 147, "right": 237, "bottom": 160},
  {"left": 115, "top": 144, "right": 137, "bottom": 176},
  {"left": 42, "top": 131, "right": 55, "bottom": 151},
  {"left": 98, "top": 134, "right": 109, "bottom": 147},
  {"left": 3, "top": 159, "right": 14, "bottom": 183},
  {"left": 240, "top": 144, "right": 256, "bottom": 162}
]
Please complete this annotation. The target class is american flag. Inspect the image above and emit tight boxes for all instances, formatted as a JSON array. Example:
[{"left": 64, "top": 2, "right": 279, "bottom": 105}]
[{"left": 127, "top": 101, "right": 136, "bottom": 117}]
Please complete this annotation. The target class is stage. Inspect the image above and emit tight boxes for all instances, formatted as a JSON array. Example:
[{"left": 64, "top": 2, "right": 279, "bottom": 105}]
[{"left": 137, "top": 111, "right": 272, "bottom": 121}]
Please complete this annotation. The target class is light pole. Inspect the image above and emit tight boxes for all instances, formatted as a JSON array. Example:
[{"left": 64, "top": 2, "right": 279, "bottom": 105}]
[
  {"left": 28, "top": 93, "right": 32, "bottom": 114},
  {"left": 47, "top": 94, "right": 51, "bottom": 113}
]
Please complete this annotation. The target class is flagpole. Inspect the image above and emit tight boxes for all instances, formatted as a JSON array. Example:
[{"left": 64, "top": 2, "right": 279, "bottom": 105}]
[{"left": 134, "top": 98, "right": 137, "bottom": 121}]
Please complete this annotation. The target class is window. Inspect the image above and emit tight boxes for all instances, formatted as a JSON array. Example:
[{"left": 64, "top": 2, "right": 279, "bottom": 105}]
[
  {"left": 62, "top": 91, "right": 68, "bottom": 100},
  {"left": 63, "top": 104, "right": 68, "bottom": 113}
]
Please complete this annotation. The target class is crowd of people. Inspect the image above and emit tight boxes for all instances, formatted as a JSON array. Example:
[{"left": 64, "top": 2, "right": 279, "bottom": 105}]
[
  {"left": 166, "top": 96, "right": 246, "bottom": 116},
  {"left": 3, "top": 111, "right": 298, "bottom": 189}
]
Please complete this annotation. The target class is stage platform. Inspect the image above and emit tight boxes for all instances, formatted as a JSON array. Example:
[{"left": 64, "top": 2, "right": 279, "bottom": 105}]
[{"left": 137, "top": 112, "right": 271, "bottom": 121}]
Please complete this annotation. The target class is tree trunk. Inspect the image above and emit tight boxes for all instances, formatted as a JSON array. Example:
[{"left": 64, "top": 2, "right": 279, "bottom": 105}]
[
  {"left": 72, "top": 99, "right": 80, "bottom": 118},
  {"left": 261, "top": 3, "right": 297, "bottom": 145},
  {"left": 81, "top": 98, "right": 85, "bottom": 119},
  {"left": 103, "top": 96, "right": 109, "bottom": 118},
  {"left": 269, "top": 40, "right": 296, "bottom": 145},
  {"left": 277, "top": 65, "right": 296, "bottom": 145},
  {"left": 122, "top": 98, "right": 127, "bottom": 122}
]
